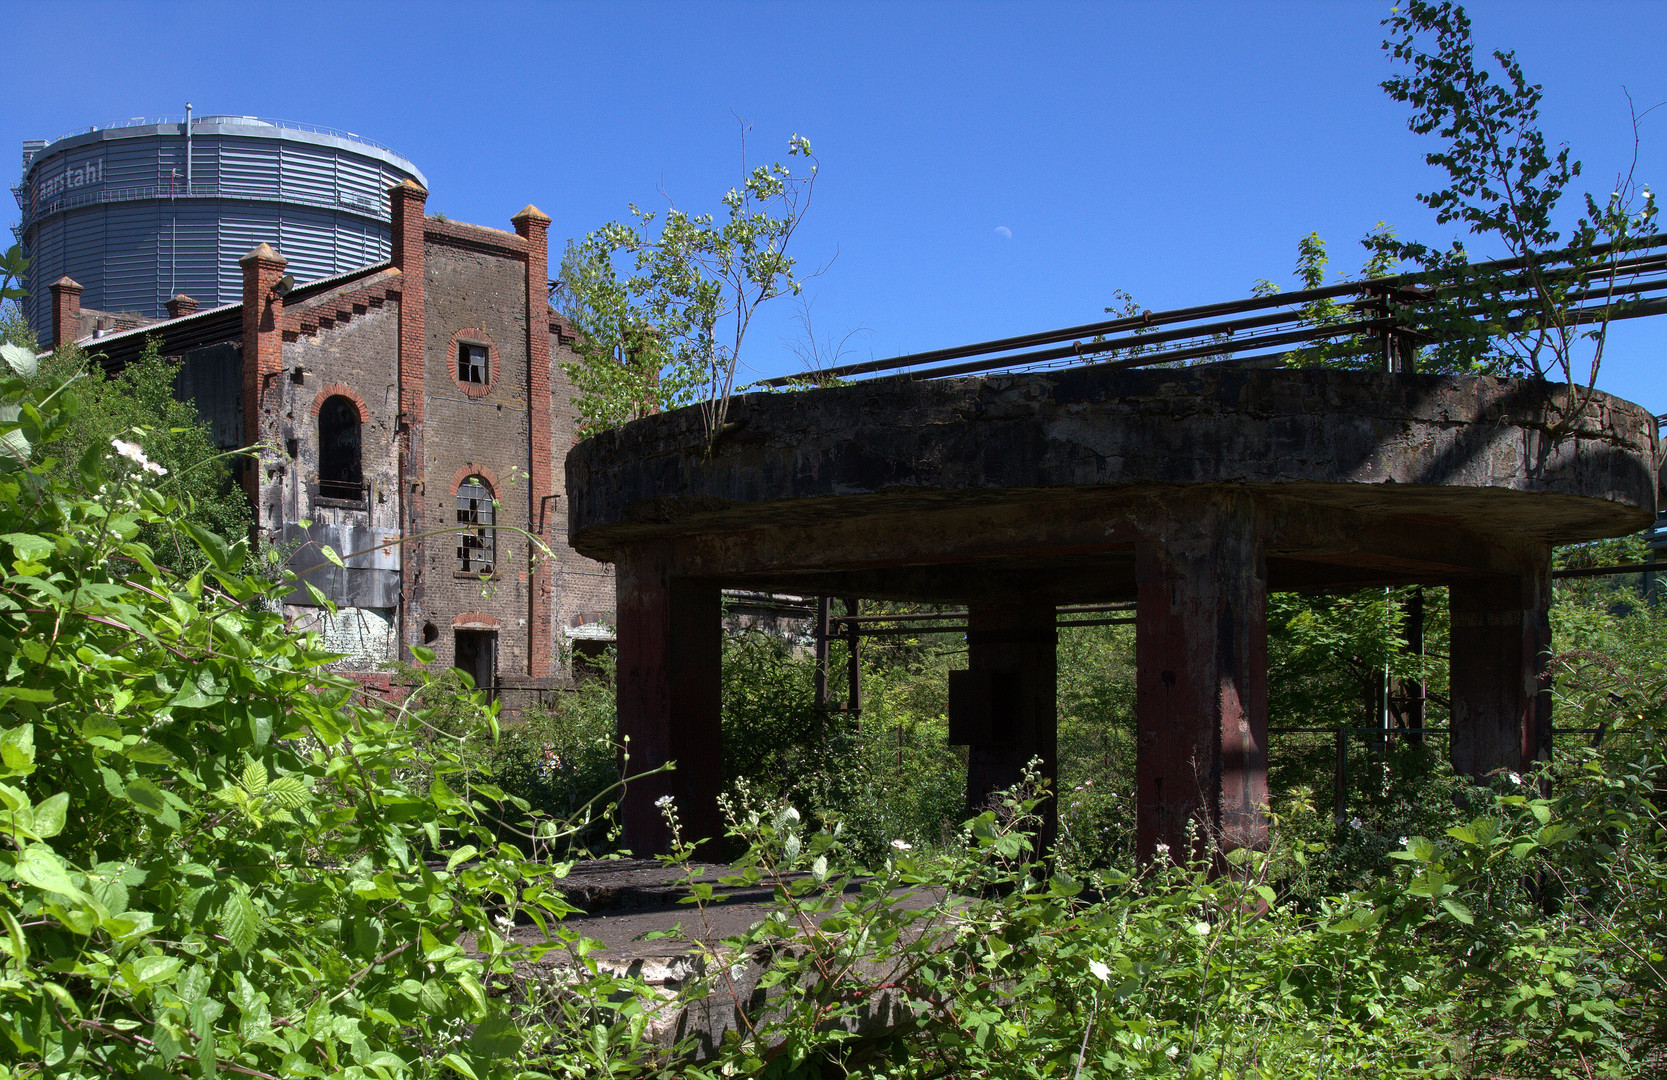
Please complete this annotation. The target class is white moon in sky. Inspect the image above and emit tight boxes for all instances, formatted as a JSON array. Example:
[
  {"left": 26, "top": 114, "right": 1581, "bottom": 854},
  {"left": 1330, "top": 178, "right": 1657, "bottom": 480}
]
[{"left": 995, "top": 226, "right": 1012, "bottom": 239}]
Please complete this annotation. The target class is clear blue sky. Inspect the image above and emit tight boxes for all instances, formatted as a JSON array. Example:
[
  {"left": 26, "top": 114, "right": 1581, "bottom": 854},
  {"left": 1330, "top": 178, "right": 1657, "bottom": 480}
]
[{"left": 6, "top": 0, "right": 1665, "bottom": 411}]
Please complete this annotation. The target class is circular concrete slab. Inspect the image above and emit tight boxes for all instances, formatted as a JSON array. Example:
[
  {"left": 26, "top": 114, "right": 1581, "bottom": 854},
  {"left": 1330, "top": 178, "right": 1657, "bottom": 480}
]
[{"left": 567, "top": 366, "right": 1658, "bottom": 600}]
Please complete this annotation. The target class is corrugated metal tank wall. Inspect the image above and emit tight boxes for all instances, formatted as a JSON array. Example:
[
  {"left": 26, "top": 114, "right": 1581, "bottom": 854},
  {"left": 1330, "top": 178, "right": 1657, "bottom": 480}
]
[{"left": 15, "top": 117, "right": 426, "bottom": 341}]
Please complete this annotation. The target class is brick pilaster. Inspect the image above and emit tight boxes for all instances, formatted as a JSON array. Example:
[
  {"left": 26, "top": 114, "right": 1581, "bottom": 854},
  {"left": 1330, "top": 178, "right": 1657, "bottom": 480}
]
[
  {"left": 238, "top": 244, "right": 287, "bottom": 511},
  {"left": 49, "top": 277, "right": 83, "bottom": 349},
  {"left": 513, "top": 204, "right": 554, "bottom": 678},
  {"left": 390, "top": 180, "right": 429, "bottom": 661}
]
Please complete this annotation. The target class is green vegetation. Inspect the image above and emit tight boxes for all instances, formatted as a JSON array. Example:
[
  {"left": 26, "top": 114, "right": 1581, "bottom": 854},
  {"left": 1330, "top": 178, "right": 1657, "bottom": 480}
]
[
  {"left": 3, "top": 4, "right": 1664, "bottom": 1077},
  {"left": 5, "top": 339, "right": 1662, "bottom": 1075},
  {"left": 31, "top": 336, "right": 251, "bottom": 569},
  {"left": 556, "top": 129, "right": 819, "bottom": 443}
]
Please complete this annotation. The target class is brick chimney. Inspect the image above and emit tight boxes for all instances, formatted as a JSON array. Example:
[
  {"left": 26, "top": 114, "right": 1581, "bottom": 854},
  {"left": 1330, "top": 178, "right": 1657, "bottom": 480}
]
[
  {"left": 388, "top": 179, "right": 430, "bottom": 661},
  {"left": 239, "top": 244, "right": 288, "bottom": 504},
  {"left": 513, "top": 204, "right": 554, "bottom": 677},
  {"left": 49, "top": 277, "right": 83, "bottom": 349},
  {"left": 389, "top": 179, "right": 428, "bottom": 275},
  {"left": 165, "top": 293, "right": 199, "bottom": 319}
]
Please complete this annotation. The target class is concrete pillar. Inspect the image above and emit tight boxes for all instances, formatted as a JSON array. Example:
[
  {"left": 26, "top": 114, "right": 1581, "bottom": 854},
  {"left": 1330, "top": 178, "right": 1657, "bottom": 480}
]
[
  {"left": 1449, "top": 555, "right": 1552, "bottom": 778},
  {"left": 957, "top": 600, "right": 1058, "bottom": 852},
  {"left": 1134, "top": 494, "right": 1268, "bottom": 863},
  {"left": 615, "top": 545, "right": 723, "bottom": 853}
]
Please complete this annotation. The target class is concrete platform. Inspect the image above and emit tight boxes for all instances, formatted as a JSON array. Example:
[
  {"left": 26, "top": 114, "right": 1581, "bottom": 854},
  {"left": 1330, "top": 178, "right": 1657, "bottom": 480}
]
[
  {"left": 565, "top": 367, "right": 1659, "bottom": 859},
  {"left": 511, "top": 858, "right": 948, "bottom": 1057}
]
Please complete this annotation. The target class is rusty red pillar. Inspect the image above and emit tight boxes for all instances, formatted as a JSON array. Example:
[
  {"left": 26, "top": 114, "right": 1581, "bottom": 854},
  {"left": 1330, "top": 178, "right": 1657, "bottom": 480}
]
[
  {"left": 1448, "top": 553, "right": 1553, "bottom": 779},
  {"left": 956, "top": 600, "right": 1059, "bottom": 852},
  {"left": 615, "top": 545, "right": 723, "bottom": 853},
  {"left": 1134, "top": 494, "right": 1268, "bottom": 863}
]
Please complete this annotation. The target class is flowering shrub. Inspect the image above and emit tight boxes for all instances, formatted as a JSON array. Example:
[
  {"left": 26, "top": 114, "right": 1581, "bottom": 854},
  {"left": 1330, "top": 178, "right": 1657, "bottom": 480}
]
[{"left": 0, "top": 358, "right": 659, "bottom": 1078}]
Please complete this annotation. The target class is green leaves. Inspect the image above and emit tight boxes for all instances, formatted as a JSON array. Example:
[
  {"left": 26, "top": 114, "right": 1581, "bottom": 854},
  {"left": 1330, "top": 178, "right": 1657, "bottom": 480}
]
[
  {"left": 218, "top": 884, "right": 260, "bottom": 956},
  {"left": 14, "top": 844, "right": 85, "bottom": 899},
  {"left": 557, "top": 131, "right": 821, "bottom": 444},
  {"left": 0, "top": 723, "right": 36, "bottom": 775}
]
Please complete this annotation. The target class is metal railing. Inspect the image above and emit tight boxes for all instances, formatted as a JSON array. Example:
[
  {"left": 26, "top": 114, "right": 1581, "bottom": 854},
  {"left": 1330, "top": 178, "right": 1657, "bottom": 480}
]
[
  {"left": 760, "top": 233, "right": 1667, "bottom": 387},
  {"left": 17, "top": 181, "right": 388, "bottom": 232},
  {"left": 41, "top": 115, "right": 406, "bottom": 158}
]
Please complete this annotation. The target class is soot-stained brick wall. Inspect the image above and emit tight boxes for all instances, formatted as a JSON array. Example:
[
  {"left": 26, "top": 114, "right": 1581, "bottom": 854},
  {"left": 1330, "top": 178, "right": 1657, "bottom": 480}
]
[
  {"left": 420, "top": 229, "right": 534, "bottom": 679},
  {"left": 548, "top": 325, "right": 618, "bottom": 659},
  {"left": 274, "top": 304, "right": 405, "bottom": 670}
]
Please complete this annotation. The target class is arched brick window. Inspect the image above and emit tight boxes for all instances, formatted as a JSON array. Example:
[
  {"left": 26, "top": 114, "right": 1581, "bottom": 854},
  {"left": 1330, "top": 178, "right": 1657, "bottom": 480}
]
[
  {"left": 456, "top": 475, "right": 495, "bottom": 574},
  {"left": 317, "top": 395, "right": 362, "bottom": 500}
]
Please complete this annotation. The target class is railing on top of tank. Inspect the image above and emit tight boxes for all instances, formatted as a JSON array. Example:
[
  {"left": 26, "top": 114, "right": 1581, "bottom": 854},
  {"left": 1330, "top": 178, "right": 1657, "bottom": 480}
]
[
  {"left": 17, "top": 182, "right": 388, "bottom": 231},
  {"left": 757, "top": 233, "right": 1667, "bottom": 387},
  {"left": 43, "top": 116, "right": 406, "bottom": 159}
]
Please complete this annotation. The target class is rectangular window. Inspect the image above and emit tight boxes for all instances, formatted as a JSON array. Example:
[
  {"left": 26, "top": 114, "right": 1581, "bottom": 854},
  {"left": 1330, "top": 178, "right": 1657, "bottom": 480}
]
[
  {"left": 456, "top": 478, "right": 494, "bottom": 574},
  {"left": 458, "top": 342, "right": 489, "bottom": 385}
]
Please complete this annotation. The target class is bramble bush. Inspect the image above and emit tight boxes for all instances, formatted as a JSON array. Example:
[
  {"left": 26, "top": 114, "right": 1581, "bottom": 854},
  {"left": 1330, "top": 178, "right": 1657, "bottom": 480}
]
[{"left": 0, "top": 348, "right": 672, "bottom": 1078}]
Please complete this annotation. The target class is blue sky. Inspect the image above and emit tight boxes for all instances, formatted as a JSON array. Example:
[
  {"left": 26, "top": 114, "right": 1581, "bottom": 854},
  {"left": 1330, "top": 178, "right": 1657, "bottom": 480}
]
[{"left": 6, "top": 0, "right": 1666, "bottom": 410}]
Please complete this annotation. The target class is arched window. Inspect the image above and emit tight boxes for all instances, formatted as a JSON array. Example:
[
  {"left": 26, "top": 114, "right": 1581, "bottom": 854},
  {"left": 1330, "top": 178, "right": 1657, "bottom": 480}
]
[
  {"left": 456, "top": 476, "right": 495, "bottom": 574},
  {"left": 317, "top": 395, "right": 362, "bottom": 500}
]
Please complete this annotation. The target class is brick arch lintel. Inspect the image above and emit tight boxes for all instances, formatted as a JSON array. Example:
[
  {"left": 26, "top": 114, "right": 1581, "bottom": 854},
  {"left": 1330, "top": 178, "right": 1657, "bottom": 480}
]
[
  {"left": 449, "top": 326, "right": 498, "bottom": 398},
  {"left": 449, "top": 463, "right": 504, "bottom": 499},
  {"left": 452, "top": 611, "right": 502, "bottom": 629},
  {"left": 310, "top": 383, "right": 370, "bottom": 421}
]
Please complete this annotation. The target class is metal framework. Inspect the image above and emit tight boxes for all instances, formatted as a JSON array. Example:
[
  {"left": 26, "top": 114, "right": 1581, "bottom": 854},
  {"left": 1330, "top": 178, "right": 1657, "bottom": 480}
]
[{"left": 761, "top": 234, "right": 1667, "bottom": 386}]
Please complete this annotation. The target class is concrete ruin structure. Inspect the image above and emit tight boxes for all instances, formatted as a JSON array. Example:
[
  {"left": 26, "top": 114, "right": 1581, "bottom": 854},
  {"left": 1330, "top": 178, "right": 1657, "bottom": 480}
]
[{"left": 567, "top": 365, "right": 1659, "bottom": 858}]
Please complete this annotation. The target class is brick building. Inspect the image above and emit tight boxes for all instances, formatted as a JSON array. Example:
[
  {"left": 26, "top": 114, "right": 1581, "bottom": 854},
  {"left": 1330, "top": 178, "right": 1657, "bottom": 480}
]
[{"left": 46, "top": 180, "right": 616, "bottom": 692}]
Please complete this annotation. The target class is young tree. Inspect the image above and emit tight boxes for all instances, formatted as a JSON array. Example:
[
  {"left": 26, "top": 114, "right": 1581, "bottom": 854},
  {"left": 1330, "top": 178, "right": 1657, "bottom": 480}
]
[
  {"left": 1369, "top": 0, "right": 1658, "bottom": 395},
  {"left": 557, "top": 129, "right": 819, "bottom": 444},
  {"left": 0, "top": 246, "right": 31, "bottom": 351},
  {"left": 35, "top": 337, "right": 250, "bottom": 568}
]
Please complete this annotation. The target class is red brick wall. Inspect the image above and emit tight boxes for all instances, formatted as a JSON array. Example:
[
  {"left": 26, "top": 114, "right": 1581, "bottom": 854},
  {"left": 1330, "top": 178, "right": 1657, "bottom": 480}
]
[
  {"left": 391, "top": 182, "right": 429, "bottom": 661},
  {"left": 549, "top": 323, "right": 618, "bottom": 661},
  {"left": 514, "top": 206, "right": 555, "bottom": 679},
  {"left": 420, "top": 225, "right": 535, "bottom": 681},
  {"left": 240, "top": 245, "right": 288, "bottom": 529}
]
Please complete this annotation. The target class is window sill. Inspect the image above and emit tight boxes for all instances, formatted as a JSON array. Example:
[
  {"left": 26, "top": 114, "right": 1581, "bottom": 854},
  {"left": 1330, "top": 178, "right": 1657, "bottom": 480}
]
[
  {"left": 454, "top": 571, "right": 500, "bottom": 581},
  {"left": 314, "top": 496, "right": 370, "bottom": 511}
]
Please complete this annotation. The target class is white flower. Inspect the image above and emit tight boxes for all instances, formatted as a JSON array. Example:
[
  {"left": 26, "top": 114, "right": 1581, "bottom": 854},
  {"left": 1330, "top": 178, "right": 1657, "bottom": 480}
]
[
  {"left": 1508, "top": 772, "right": 1522, "bottom": 786},
  {"left": 1192, "top": 921, "right": 1212, "bottom": 936},
  {"left": 890, "top": 839, "right": 912, "bottom": 851},
  {"left": 1399, "top": 836, "right": 1409, "bottom": 847},
  {"left": 654, "top": 795, "right": 674, "bottom": 809},
  {"left": 1088, "top": 959, "right": 1111, "bottom": 983},
  {"left": 1155, "top": 841, "right": 1170, "bottom": 855},
  {"left": 493, "top": 913, "right": 514, "bottom": 931},
  {"left": 111, "top": 438, "right": 167, "bottom": 476},
  {"left": 111, "top": 438, "right": 147, "bottom": 464},
  {"left": 1166, "top": 1045, "right": 1180, "bottom": 1060},
  {"left": 1350, "top": 816, "right": 1363, "bottom": 830}
]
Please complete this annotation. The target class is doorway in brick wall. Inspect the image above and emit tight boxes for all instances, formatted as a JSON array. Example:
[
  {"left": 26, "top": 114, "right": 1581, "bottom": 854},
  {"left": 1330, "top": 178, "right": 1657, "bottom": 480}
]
[{"left": 454, "top": 629, "right": 497, "bottom": 698}]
